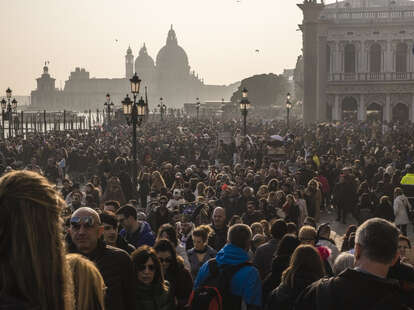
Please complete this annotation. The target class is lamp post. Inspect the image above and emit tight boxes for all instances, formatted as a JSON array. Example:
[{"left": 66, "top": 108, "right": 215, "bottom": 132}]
[
  {"left": 104, "top": 93, "right": 114, "bottom": 127},
  {"left": 240, "top": 87, "right": 250, "bottom": 136},
  {"left": 1, "top": 99, "right": 6, "bottom": 138},
  {"left": 2, "top": 88, "right": 17, "bottom": 138},
  {"left": 286, "top": 92, "right": 292, "bottom": 130},
  {"left": 122, "top": 73, "right": 147, "bottom": 191},
  {"left": 158, "top": 97, "right": 166, "bottom": 121},
  {"left": 196, "top": 98, "right": 200, "bottom": 120}
]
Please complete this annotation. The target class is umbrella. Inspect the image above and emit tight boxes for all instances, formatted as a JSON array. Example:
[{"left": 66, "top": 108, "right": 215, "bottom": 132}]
[{"left": 269, "top": 135, "right": 285, "bottom": 147}]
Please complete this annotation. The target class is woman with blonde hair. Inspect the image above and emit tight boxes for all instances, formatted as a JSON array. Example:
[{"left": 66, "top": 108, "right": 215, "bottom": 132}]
[
  {"left": 101, "top": 176, "right": 126, "bottom": 206},
  {"left": 0, "top": 170, "right": 73, "bottom": 310},
  {"left": 304, "top": 179, "right": 322, "bottom": 222},
  {"left": 151, "top": 170, "right": 167, "bottom": 194},
  {"left": 194, "top": 181, "right": 206, "bottom": 198},
  {"left": 257, "top": 184, "right": 269, "bottom": 200},
  {"left": 67, "top": 254, "right": 106, "bottom": 310},
  {"left": 266, "top": 245, "right": 325, "bottom": 309},
  {"left": 187, "top": 225, "right": 217, "bottom": 279}
]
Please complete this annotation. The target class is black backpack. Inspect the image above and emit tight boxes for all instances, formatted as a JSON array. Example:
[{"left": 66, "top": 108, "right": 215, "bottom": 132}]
[{"left": 187, "top": 258, "right": 252, "bottom": 310}]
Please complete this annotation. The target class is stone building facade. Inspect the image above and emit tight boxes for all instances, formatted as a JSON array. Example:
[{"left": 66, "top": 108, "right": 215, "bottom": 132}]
[{"left": 298, "top": 0, "right": 414, "bottom": 124}]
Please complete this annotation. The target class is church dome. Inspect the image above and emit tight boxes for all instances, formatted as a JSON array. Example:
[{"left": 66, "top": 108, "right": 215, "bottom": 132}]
[
  {"left": 135, "top": 43, "right": 155, "bottom": 72},
  {"left": 156, "top": 25, "right": 189, "bottom": 70}
]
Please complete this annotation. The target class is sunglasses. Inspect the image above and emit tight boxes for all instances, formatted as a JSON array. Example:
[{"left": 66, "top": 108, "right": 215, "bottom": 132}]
[
  {"left": 70, "top": 216, "right": 96, "bottom": 229},
  {"left": 137, "top": 264, "right": 155, "bottom": 272},
  {"left": 158, "top": 257, "right": 173, "bottom": 264}
]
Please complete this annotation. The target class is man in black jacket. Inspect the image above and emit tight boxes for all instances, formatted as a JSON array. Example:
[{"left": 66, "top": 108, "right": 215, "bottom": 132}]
[
  {"left": 295, "top": 218, "right": 413, "bottom": 310},
  {"left": 208, "top": 207, "right": 228, "bottom": 252},
  {"left": 99, "top": 211, "right": 136, "bottom": 254},
  {"left": 68, "top": 207, "right": 137, "bottom": 310},
  {"left": 253, "top": 219, "right": 287, "bottom": 279}
]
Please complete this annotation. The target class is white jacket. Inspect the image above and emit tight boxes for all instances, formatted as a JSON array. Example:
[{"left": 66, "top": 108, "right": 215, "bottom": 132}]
[
  {"left": 176, "top": 243, "right": 191, "bottom": 271},
  {"left": 394, "top": 194, "right": 411, "bottom": 225}
]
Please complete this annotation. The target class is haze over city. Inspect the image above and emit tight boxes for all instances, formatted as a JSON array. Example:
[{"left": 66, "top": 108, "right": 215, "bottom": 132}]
[{"left": 1, "top": 0, "right": 336, "bottom": 96}]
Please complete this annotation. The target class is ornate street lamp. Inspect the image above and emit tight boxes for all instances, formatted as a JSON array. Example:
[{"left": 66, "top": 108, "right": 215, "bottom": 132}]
[
  {"left": 6, "top": 88, "right": 11, "bottom": 99},
  {"left": 3, "top": 88, "right": 17, "bottom": 138},
  {"left": 286, "top": 92, "right": 292, "bottom": 129},
  {"left": 104, "top": 93, "right": 114, "bottom": 126},
  {"left": 240, "top": 87, "right": 250, "bottom": 136},
  {"left": 122, "top": 73, "right": 147, "bottom": 191},
  {"left": 196, "top": 98, "right": 200, "bottom": 120},
  {"left": 158, "top": 97, "right": 166, "bottom": 121}
]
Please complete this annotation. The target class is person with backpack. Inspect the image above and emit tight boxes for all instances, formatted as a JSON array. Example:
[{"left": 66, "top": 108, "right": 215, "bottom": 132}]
[{"left": 189, "top": 224, "right": 262, "bottom": 310}]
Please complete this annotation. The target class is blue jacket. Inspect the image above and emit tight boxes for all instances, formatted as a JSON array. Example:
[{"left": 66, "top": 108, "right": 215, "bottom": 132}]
[
  {"left": 120, "top": 221, "right": 155, "bottom": 248},
  {"left": 194, "top": 244, "right": 262, "bottom": 307}
]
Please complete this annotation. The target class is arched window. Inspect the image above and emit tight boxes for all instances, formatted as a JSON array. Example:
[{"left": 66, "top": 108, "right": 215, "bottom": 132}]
[
  {"left": 393, "top": 103, "right": 409, "bottom": 122},
  {"left": 367, "top": 102, "right": 382, "bottom": 122},
  {"left": 344, "top": 44, "right": 356, "bottom": 73},
  {"left": 327, "top": 45, "right": 331, "bottom": 73},
  {"left": 369, "top": 43, "right": 381, "bottom": 73},
  {"left": 396, "top": 43, "right": 407, "bottom": 73}
]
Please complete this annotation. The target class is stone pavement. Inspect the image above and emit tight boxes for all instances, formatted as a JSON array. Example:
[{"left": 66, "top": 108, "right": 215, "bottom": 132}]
[{"left": 320, "top": 209, "right": 414, "bottom": 261}]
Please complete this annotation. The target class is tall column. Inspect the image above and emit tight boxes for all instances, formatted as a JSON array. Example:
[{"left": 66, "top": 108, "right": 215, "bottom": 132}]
[
  {"left": 411, "top": 94, "right": 414, "bottom": 123},
  {"left": 333, "top": 95, "right": 340, "bottom": 121},
  {"left": 408, "top": 40, "right": 414, "bottom": 72},
  {"left": 385, "top": 94, "right": 391, "bottom": 122},
  {"left": 358, "top": 94, "right": 365, "bottom": 121},
  {"left": 384, "top": 40, "right": 392, "bottom": 73},
  {"left": 298, "top": 1, "right": 325, "bottom": 125},
  {"left": 355, "top": 41, "right": 362, "bottom": 73},
  {"left": 335, "top": 41, "right": 342, "bottom": 74},
  {"left": 317, "top": 34, "right": 328, "bottom": 121}
]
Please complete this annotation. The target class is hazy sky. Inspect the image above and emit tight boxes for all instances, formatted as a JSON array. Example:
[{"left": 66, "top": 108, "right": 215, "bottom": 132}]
[{"left": 0, "top": 0, "right": 336, "bottom": 96}]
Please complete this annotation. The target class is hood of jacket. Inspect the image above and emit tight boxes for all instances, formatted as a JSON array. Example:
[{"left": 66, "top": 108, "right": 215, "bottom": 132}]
[{"left": 215, "top": 243, "right": 249, "bottom": 266}]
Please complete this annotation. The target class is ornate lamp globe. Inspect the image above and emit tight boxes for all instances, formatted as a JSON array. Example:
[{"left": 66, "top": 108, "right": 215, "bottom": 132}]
[
  {"left": 130, "top": 73, "right": 142, "bottom": 95},
  {"left": 122, "top": 94, "right": 132, "bottom": 115}
]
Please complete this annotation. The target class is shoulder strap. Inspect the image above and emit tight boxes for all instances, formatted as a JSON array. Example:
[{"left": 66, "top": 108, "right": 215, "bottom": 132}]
[
  {"left": 207, "top": 258, "right": 219, "bottom": 277},
  {"left": 220, "top": 261, "right": 253, "bottom": 291}
]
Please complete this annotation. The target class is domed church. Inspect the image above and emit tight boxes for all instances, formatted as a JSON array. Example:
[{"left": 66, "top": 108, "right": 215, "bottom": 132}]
[
  {"left": 128, "top": 25, "right": 210, "bottom": 108},
  {"left": 31, "top": 26, "right": 236, "bottom": 111}
]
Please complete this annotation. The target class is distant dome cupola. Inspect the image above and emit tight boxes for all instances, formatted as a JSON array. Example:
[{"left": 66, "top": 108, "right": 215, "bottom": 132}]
[
  {"left": 135, "top": 43, "right": 155, "bottom": 72},
  {"left": 156, "top": 25, "right": 189, "bottom": 73}
]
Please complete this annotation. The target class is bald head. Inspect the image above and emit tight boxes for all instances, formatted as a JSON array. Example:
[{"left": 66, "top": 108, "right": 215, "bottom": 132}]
[
  {"left": 72, "top": 207, "right": 101, "bottom": 225},
  {"left": 213, "top": 207, "right": 226, "bottom": 228},
  {"left": 70, "top": 207, "right": 103, "bottom": 255}
]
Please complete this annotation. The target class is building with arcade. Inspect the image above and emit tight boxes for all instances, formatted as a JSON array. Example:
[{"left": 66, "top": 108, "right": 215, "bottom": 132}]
[{"left": 298, "top": 0, "right": 414, "bottom": 123}]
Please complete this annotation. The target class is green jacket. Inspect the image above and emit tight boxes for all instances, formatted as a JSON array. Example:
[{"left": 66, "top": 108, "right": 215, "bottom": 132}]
[{"left": 136, "top": 280, "right": 175, "bottom": 310}]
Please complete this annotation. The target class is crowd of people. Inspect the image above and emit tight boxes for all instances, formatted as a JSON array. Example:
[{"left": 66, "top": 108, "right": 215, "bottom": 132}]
[{"left": 1, "top": 116, "right": 414, "bottom": 309}]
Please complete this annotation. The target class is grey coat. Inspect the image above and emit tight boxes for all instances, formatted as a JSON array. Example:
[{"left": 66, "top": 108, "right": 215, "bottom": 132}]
[{"left": 187, "top": 246, "right": 217, "bottom": 279}]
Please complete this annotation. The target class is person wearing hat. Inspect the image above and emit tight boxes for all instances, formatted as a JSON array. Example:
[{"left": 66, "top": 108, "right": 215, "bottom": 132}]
[{"left": 316, "top": 223, "right": 339, "bottom": 267}]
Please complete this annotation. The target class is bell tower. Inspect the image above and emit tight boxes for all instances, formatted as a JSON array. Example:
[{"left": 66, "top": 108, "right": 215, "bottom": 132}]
[{"left": 125, "top": 45, "right": 134, "bottom": 79}]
